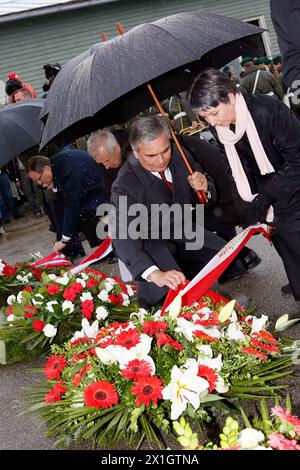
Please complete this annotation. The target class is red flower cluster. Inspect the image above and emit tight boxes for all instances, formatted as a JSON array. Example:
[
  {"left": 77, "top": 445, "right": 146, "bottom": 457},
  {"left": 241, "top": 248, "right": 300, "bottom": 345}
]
[
  {"left": 45, "top": 381, "right": 67, "bottom": 404},
  {"left": 156, "top": 332, "right": 183, "bottom": 351},
  {"left": 253, "top": 330, "right": 280, "bottom": 345},
  {"left": 47, "top": 284, "right": 60, "bottom": 296},
  {"left": 86, "top": 278, "right": 98, "bottom": 289},
  {"left": 240, "top": 346, "right": 268, "bottom": 361},
  {"left": 142, "top": 321, "right": 168, "bottom": 337},
  {"left": 193, "top": 330, "right": 218, "bottom": 343},
  {"left": 108, "top": 294, "right": 124, "bottom": 305},
  {"left": 44, "top": 354, "right": 67, "bottom": 380},
  {"left": 84, "top": 381, "right": 119, "bottom": 408},
  {"left": 81, "top": 299, "right": 94, "bottom": 319},
  {"left": 250, "top": 338, "right": 281, "bottom": 354}
]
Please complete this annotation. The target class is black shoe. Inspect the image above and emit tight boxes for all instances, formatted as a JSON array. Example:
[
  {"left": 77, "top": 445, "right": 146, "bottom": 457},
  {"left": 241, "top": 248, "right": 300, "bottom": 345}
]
[
  {"left": 218, "top": 270, "right": 248, "bottom": 284},
  {"left": 241, "top": 250, "right": 261, "bottom": 270},
  {"left": 281, "top": 283, "right": 293, "bottom": 295}
]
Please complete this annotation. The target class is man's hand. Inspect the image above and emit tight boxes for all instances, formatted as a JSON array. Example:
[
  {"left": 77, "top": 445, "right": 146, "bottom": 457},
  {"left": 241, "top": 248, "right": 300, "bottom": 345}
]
[
  {"left": 187, "top": 172, "right": 208, "bottom": 192},
  {"left": 148, "top": 269, "right": 186, "bottom": 290},
  {"left": 53, "top": 240, "right": 67, "bottom": 253}
]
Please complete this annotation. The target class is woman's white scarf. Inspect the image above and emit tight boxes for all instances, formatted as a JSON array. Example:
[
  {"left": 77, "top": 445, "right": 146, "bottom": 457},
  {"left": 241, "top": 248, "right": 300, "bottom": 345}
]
[{"left": 216, "top": 92, "right": 274, "bottom": 222}]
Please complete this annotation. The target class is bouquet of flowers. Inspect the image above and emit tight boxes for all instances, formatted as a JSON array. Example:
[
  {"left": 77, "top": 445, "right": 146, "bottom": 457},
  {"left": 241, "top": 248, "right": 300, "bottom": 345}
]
[
  {"left": 0, "top": 268, "right": 137, "bottom": 364},
  {"left": 24, "top": 295, "right": 296, "bottom": 449},
  {"left": 174, "top": 397, "right": 300, "bottom": 450}
]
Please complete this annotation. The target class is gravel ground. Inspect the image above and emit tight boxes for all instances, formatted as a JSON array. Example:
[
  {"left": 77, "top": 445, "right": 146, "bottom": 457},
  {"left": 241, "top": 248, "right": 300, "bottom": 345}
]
[{"left": 0, "top": 214, "right": 299, "bottom": 450}]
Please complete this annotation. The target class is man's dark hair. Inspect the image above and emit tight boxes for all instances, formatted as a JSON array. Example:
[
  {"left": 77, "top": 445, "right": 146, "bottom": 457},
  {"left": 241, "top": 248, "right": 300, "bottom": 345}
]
[
  {"left": 27, "top": 155, "right": 51, "bottom": 173},
  {"left": 188, "top": 68, "right": 238, "bottom": 112},
  {"left": 5, "top": 78, "right": 22, "bottom": 96}
]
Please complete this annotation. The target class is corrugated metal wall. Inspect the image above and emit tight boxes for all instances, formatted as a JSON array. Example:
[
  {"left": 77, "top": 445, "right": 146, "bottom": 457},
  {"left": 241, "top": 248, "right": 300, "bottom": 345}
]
[{"left": 0, "top": 0, "right": 278, "bottom": 99}]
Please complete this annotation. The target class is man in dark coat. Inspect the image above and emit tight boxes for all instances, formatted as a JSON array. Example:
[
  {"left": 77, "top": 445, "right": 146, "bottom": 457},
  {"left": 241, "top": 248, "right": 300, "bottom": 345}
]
[
  {"left": 189, "top": 68, "right": 300, "bottom": 303},
  {"left": 111, "top": 115, "right": 246, "bottom": 308},
  {"left": 27, "top": 149, "right": 105, "bottom": 253}
]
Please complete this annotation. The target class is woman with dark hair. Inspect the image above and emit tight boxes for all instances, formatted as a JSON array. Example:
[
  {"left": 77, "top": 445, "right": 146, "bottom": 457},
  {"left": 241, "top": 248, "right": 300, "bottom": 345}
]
[{"left": 189, "top": 68, "right": 300, "bottom": 305}]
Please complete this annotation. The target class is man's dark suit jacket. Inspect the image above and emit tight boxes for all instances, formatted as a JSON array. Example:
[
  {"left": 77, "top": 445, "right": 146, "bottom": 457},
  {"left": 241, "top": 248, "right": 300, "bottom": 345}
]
[
  {"left": 51, "top": 148, "right": 105, "bottom": 238},
  {"left": 110, "top": 143, "right": 216, "bottom": 306}
]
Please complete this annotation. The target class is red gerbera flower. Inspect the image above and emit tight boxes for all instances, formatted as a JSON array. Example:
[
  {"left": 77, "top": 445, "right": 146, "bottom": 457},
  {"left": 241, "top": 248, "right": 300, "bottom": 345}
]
[
  {"left": 142, "top": 321, "right": 168, "bottom": 336},
  {"left": 122, "top": 359, "right": 153, "bottom": 380},
  {"left": 3, "top": 265, "right": 15, "bottom": 277},
  {"left": 197, "top": 365, "right": 218, "bottom": 392},
  {"left": 32, "top": 319, "right": 45, "bottom": 332},
  {"left": 84, "top": 381, "right": 119, "bottom": 408},
  {"left": 44, "top": 354, "right": 67, "bottom": 380},
  {"left": 250, "top": 338, "right": 281, "bottom": 354},
  {"left": 194, "top": 319, "right": 220, "bottom": 327},
  {"left": 253, "top": 330, "right": 280, "bottom": 345},
  {"left": 193, "top": 330, "right": 218, "bottom": 343},
  {"left": 131, "top": 376, "right": 163, "bottom": 406},
  {"left": 45, "top": 381, "right": 67, "bottom": 404},
  {"left": 241, "top": 346, "right": 268, "bottom": 361},
  {"left": 114, "top": 328, "right": 141, "bottom": 349}
]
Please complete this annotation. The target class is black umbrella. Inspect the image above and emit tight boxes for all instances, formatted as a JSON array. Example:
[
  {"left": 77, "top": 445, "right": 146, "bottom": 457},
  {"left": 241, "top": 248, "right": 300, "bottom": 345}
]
[
  {"left": 40, "top": 11, "right": 265, "bottom": 148},
  {"left": 0, "top": 98, "right": 44, "bottom": 167}
]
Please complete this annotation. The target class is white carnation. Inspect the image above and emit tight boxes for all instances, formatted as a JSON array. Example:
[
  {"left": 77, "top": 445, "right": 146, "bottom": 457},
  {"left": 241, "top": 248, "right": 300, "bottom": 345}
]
[
  {"left": 46, "top": 301, "right": 59, "bottom": 313},
  {"left": 98, "top": 290, "right": 109, "bottom": 302},
  {"left": 7, "top": 314, "right": 15, "bottom": 322},
  {"left": 7, "top": 295, "right": 16, "bottom": 305},
  {"left": 96, "top": 306, "right": 109, "bottom": 321},
  {"left": 43, "top": 324, "right": 57, "bottom": 338},
  {"left": 80, "top": 292, "right": 93, "bottom": 302},
  {"left": 62, "top": 300, "right": 74, "bottom": 313}
]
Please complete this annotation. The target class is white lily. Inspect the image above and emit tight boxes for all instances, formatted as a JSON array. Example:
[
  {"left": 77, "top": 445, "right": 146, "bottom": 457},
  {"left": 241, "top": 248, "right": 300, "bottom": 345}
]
[
  {"left": 95, "top": 347, "right": 118, "bottom": 365},
  {"left": 162, "top": 361, "right": 209, "bottom": 420},
  {"left": 81, "top": 318, "right": 99, "bottom": 338},
  {"left": 226, "top": 322, "right": 246, "bottom": 342},
  {"left": 7, "top": 295, "right": 16, "bottom": 305},
  {"left": 130, "top": 308, "right": 148, "bottom": 323},
  {"left": 237, "top": 428, "right": 265, "bottom": 449},
  {"left": 198, "top": 352, "right": 223, "bottom": 371},
  {"left": 215, "top": 374, "right": 229, "bottom": 393},
  {"left": 250, "top": 314, "right": 268, "bottom": 334},
  {"left": 175, "top": 317, "right": 202, "bottom": 342},
  {"left": 16, "top": 291, "right": 25, "bottom": 304}
]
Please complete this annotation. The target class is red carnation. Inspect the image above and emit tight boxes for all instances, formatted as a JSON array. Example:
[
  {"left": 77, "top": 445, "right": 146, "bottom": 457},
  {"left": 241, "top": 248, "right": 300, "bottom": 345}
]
[
  {"left": 197, "top": 365, "right": 218, "bottom": 392},
  {"left": 24, "top": 305, "right": 37, "bottom": 319},
  {"left": 108, "top": 294, "right": 118, "bottom": 304},
  {"left": 47, "top": 284, "right": 60, "bottom": 296},
  {"left": 122, "top": 359, "right": 153, "bottom": 381},
  {"left": 7, "top": 306, "right": 13, "bottom": 316},
  {"left": 114, "top": 328, "right": 141, "bottom": 349},
  {"left": 86, "top": 278, "right": 98, "bottom": 289},
  {"left": 44, "top": 354, "right": 67, "bottom": 380},
  {"left": 3, "top": 265, "right": 15, "bottom": 277},
  {"left": 81, "top": 299, "right": 94, "bottom": 319},
  {"left": 63, "top": 287, "right": 77, "bottom": 302},
  {"left": 131, "top": 376, "right": 163, "bottom": 406},
  {"left": 84, "top": 381, "right": 119, "bottom": 408},
  {"left": 70, "top": 282, "right": 84, "bottom": 294},
  {"left": 32, "top": 319, "right": 45, "bottom": 332},
  {"left": 31, "top": 268, "right": 42, "bottom": 280},
  {"left": 142, "top": 321, "right": 168, "bottom": 336},
  {"left": 23, "top": 286, "right": 33, "bottom": 292},
  {"left": 45, "top": 381, "right": 67, "bottom": 404}
]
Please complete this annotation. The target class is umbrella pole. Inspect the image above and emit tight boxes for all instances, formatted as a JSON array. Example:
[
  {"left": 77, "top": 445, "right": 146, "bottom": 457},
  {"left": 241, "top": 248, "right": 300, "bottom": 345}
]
[{"left": 116, "top": 22, "right": 207, "bottom": 205}]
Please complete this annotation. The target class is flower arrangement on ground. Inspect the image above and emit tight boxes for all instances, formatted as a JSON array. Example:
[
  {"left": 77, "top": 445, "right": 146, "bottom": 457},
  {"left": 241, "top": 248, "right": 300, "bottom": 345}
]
[
  {"left": 25, "top": 295, "right": 297, "bottom": 448},
  {"left": 0, "top": 268, "right": 137, "bottom": 363},
  {"left": 174, "top": 396, "right": 300, "bottom": 450}
]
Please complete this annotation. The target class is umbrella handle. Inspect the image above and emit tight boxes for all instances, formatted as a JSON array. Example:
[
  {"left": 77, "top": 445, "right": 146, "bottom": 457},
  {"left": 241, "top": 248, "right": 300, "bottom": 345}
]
[{"left": 115, "top": 22, "right": 207, "bottom": 206}]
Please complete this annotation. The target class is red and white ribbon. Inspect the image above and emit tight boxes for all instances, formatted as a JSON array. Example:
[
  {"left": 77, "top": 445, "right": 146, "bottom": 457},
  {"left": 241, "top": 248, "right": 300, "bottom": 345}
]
[
  {"left": 30, "top": 252, "right": 73, "bottom": 269},
  {"left": 163, "top": 223, "right": 270, "bottom": 311},
  {"left": 70, "top": 237, "right": 113, "bottom": 274}
]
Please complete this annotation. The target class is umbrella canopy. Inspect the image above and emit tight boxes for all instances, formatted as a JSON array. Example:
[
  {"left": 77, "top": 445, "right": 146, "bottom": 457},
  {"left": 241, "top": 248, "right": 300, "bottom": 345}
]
[
  {"left": 0, "top": 98, "right": 44, "bottom": 167},
  {"left": 40, "top": 11, "right": 265, "bottom": 148}
]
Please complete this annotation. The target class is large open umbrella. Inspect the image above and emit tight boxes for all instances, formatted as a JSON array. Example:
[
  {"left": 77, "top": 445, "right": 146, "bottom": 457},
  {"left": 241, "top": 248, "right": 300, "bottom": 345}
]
[
  {"left": 0, "top": 98, "right": 44, "bottom": 167},
  {"left": 40, "top": 11, "right": 265, "bottom": 148}
]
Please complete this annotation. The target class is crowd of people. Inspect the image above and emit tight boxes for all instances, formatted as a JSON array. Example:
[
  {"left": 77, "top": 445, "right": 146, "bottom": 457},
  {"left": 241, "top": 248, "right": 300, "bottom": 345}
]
[{"left": 1, "top": 18, "right": 300, "bottom": 314}]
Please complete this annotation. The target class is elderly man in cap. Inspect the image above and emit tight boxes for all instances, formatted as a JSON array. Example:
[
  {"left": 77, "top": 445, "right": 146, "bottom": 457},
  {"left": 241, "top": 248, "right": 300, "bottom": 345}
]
[{"left": 240, "top": 57, "right": 283, "bottom": 99}]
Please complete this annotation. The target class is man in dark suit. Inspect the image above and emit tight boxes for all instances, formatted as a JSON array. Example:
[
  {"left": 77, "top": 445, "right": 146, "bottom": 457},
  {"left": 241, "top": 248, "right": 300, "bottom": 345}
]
[
  {"left": 111, "top": 115, "right": 246, "bottom": 308},
  {"left": 27, "top": 148, "right": 105, "bottom": 253}
]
